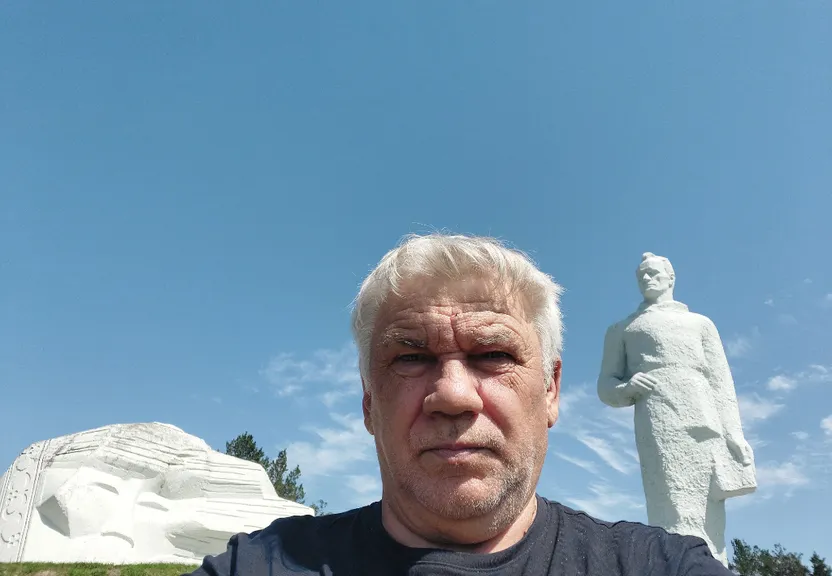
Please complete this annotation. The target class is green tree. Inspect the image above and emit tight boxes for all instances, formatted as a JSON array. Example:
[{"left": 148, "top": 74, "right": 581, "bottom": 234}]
[
  {"left": 811, "top": 553, "right": 832, "bottom": 576},
  {"left": 731, "top": 538, "right": 761, "bottom": 576},
  {"left": 267, "top": 448, "right": 306, "bottom": 503},
  {"left": 225, "top": 432, "right": 270, "bottom": 469},
  {"left": 309, "top": 499, "right": 328, "bottom": 516},
  {"left": 731, "top": 539, "right": 829, "bottom": 576},
  {"left": 764, "top": 543, "right": 810, "bottom": 576},
  {"left": 225, "top": 432, "right": 328, "bottom": 515}
]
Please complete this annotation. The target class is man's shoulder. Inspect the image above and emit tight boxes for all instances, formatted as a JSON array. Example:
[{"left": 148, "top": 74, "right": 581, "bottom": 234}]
[
  {"left": 546, "top": 498, "right": 657, "bottom": 538},
  {"left": 272, "top": 504, "right": 367, "bottom": 530},
  {"left": 185, "top": 504, "right": 374, "bottom": 576},
  {"left": 542, "top": 499, "right": 730, "bottom": 575},
  {"left": 257, "top": 503, "right": 375, "bottom": 548},
  {"left": 243, "top": 505, "right": 365, "bottom": 541},
  {"left": 546, "top": 497, "right": 697, "bottom": 544}
]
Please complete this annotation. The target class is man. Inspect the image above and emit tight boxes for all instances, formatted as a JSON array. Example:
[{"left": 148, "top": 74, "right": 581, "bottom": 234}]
[
  {"left": 188, "top": 234, "right": 733, "bottom": 575},
  {"left": 597, "top": 252, "right": 755, "bottom": 566}
]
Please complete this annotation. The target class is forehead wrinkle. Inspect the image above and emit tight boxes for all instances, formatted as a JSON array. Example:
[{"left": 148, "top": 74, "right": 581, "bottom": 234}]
[
  {"left": 372, "top": 284, "right": 533, "bottom": 350},
  {"left": 451, "top": 311, "right": 533, "bottom": 352},
  {"left": 381, "top": 330, "right": 427, "bottom": 349},
  {"left": 379, "top": 328, "right": 427, "bottom": 349},
  {"left": 470, "top": 331, "right": 515, "bottom": 347}
]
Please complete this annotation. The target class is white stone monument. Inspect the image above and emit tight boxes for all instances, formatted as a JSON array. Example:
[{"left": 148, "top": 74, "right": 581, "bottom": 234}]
[
  {"left": 597, "top": 252, "right": 756, "bottom": 566},
  {"left": 0, "top": 423, "right": 313, "bottom": 564}
]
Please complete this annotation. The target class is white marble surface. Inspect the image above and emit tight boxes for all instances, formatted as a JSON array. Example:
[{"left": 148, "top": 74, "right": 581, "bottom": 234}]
[
  {"left": 0, "top": 423, "right": 312, "bottom": 563},
  {"left": 597, "top": 253, "right": 756, "bottom": 566}
]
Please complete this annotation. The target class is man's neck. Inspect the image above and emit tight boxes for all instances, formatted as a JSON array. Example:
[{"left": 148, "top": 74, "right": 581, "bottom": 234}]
[{"left": 380, "top": 492, "right": 539, "bottom": 554}]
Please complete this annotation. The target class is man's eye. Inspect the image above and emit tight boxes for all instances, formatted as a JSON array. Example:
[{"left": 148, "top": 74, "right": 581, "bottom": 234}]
[
  {"left": 477, "top": 351, "right": 514, "bottom": 361},
  {"left": 396, "top": 353, "right": 429, "bottom": 363}
]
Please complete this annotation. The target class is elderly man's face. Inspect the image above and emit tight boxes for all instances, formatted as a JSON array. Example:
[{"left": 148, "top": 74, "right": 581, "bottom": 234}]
[{"left": 363, "top": 277, "right": 560, "bottom": 526}]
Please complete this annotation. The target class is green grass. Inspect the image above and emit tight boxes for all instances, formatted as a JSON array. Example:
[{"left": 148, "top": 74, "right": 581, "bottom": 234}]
[{"left": 0, "top": 564, "right": 200, "bottom": 576}]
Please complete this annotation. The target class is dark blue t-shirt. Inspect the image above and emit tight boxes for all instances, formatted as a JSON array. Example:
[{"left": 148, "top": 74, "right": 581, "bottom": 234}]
[{"left": 185, "top": 496, "right": 732, "bottom": 575}]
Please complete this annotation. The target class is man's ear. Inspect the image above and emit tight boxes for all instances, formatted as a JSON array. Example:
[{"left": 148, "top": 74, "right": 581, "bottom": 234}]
[
  {"left": 546, "top": 360, "right": 562, "bottom": 428},
  {"left": 362, "top": 378, "right": 374, "bottom": 435}
]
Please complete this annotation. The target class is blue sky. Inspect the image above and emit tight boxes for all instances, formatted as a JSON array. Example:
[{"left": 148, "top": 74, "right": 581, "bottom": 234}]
[{"left": 2, "top": 1, "right": 831, "bottom": 561}]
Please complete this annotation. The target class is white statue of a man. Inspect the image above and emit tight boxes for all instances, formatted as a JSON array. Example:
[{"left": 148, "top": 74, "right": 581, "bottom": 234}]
[{"left": 597, "top": 252, "right": 756, "bottom": 566}]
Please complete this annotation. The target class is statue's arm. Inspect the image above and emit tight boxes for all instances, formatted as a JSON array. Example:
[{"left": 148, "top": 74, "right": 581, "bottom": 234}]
[
  {"left": 597, "top": 323, "right": 634, "bottom": 407},
  {"left": 700, "top": 319, "right": 745, "bottom": 440}
]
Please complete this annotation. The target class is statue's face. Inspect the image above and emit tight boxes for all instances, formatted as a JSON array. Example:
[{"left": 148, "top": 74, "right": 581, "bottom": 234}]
[
  {"left": 33, "top": 465, "right": 189, "bottom": 559},
  {"left": 20, "top": 425, "right": 306, "bottom": 562},
  {"left": 637, "top": 258, "right": 674, "bottom": 301}
]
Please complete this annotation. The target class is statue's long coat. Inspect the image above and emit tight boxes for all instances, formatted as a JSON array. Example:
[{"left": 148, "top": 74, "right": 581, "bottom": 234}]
[{"left": 597, "top": 301, "right": 755, "bottom": 559}]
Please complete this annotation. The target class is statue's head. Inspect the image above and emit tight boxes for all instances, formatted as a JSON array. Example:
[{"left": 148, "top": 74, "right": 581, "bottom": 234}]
[
  {"left": 14, "top": 423, "right": 310, "bottom": 562},
  {"left": 636, "top": 252, "right": 675, "bottom": 303}
]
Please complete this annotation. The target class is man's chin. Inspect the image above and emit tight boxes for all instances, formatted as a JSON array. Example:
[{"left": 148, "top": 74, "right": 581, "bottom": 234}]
[{"left": 410, "top": 477, "right": 506, "bottom": 520}]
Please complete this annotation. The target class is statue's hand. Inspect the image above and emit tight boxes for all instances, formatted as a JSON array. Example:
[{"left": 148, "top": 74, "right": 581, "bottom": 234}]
[
  {"left": 726, "top": 435, "right": 753, "bottom": 466},
  {"left": 626, "top": 372, "right": 657, "bottom": 399}
]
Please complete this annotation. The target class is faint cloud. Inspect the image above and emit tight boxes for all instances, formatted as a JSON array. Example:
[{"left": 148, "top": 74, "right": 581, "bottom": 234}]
[
  {"left": 778, "top": 314, "right": 798, "bottom": 325},
  {"left": 555, "top": 452, "right": 600, "bottom": 475},
  {"left": 600, "top": 406, "right": 635, "bottom": 431},
  {"left": 804, "top": 365, "right": 829, "bottom": 382},
  {"left": 799, "top": 364, "right": 832, "bottom": 385},
  {"left": 277, "top": 384, "right": 302, "bottom": 397},
  {"left": 821, "top": 294, "right": 832, "bottom": 309},
  {"left": 808, "top": 364, "right": 829, "bottom": 376},
  {"left": 260, "top": 343, "right": 361, "bottom": 402},
  {"left": 725, "top": 492, "right": 759, "bottom": 511},
  {"left": 745, "top": 433, "right": 769, "bottom": 451},
  {"left": 557, "top": 383, "right": 637, "bottom": 476},
  {"left": 803, "top": 278, "right": 813, "bottom": 285},
  {"left": 559, "top": 385, "right": 591, "bottom": 416},
  {"left": 565, "top": 482, "right": 643, "bottom": 521},
  {"left": 766, "top": 375, "right": 797, "bottom": 392},
  {"left": 738, "top": 394, "right": 784, "bottom": 425},
  {"left": 821, "top": 415, "right": 832, "bottom": 436},
  {"left": 756, "top": 460, "right": 809, "bottom": 497},
  {"left": 575, "top": 433, "right": 636, "bottom": 475},
  {"left": 287, "top": 412, "right": 375, "bottom": 477},
  {"left": 764, "top": 298, "right": 774, "bottom": 307},
  {"left": 622, "top": 446, "right": 640, "bottom": 463},
  {"left": 211, "top": 397, "right": 223, "bottom": 405},
  {"left": 756, "top": 365, "right": 831, "bottom": 396},
  {"left": 346, "top": 474, "right": 381, "bottom": 495},
  {"left": 725, "top": 327, "right": 760, "bottom": 359},
  {"left": 321, "top": 389, "right": 360, "bottom": 408},
  {"left": 345, "top": 474, "right": 382, "bottom": 506},
  {"left": 726, "top": 335, "right": 753, "bottom": 359},
  {"left": 790, "top": 430, "right": 832, "bottom": 484},
  {"left": 728, "top": 460, "right": 811, "bottom": 505},
  {"left": 791, "top": 431, "right": 810, "bottom": 441}
]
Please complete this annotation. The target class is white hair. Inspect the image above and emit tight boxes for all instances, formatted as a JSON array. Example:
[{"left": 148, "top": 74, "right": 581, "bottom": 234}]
[{"left": 350, "top": 233, "right": 564, "bottom": 389}]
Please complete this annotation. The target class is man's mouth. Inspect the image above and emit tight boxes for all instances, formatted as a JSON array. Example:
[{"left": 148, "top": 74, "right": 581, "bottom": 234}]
[{"left": 422, "top": 443, "right": 489, "bottom": 461}]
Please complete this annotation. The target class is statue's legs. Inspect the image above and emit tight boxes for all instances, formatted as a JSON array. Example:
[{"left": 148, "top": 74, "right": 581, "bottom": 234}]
[{"left": 638, "top": 431, "right": 727, "bottom": 565}]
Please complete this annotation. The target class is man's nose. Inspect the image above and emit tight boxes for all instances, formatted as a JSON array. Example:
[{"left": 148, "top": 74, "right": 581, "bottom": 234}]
[{"left": 422, "top": 358, "right": 484, "bottom": 417}]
